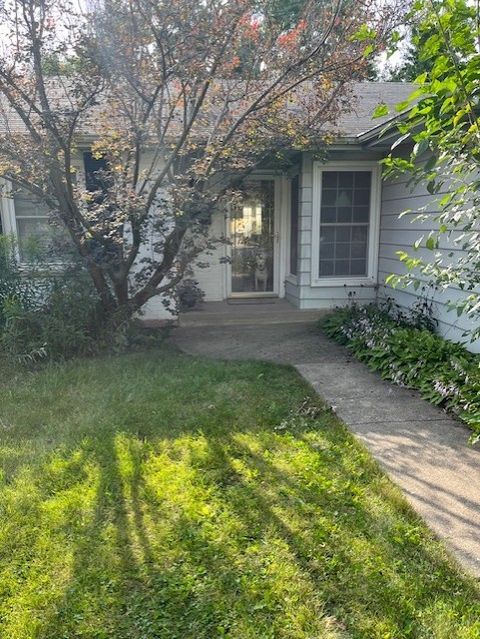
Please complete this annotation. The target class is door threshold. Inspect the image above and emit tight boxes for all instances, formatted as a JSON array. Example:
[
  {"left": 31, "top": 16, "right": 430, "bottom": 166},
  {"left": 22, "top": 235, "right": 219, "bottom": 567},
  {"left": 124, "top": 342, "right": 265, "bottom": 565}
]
[
  {"left": 228, "top": 293, "right": 278, "bottom": 299},
  {"left": 227, "top": 296, "right": 279, "bottom": 305}
]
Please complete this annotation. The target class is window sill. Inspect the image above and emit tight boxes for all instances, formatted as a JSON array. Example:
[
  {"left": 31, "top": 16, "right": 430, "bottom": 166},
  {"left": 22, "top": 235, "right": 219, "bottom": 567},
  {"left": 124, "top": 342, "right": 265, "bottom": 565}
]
[
  {"left": 18, "top": 262, "right": 67, "bottom": 275},
  {"left": 310, "top": 276, "right": 377, "bottom": 288}
]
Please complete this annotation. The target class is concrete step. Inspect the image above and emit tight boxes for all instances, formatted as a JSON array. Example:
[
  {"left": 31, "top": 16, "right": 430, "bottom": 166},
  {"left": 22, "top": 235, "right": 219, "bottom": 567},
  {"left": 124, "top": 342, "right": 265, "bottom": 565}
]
[{"left": 179, "top": 300, "right": 327, "bottom": 327}]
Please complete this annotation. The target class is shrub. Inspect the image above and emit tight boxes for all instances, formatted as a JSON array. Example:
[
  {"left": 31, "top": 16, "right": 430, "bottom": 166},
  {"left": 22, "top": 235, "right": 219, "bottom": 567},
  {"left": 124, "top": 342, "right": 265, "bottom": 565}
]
[
  {"left": 0, "top": 235, "right": 37, "bottom": 327},
  {"left": 0, "top": 237, "right": 105, "bottom": 362},
  {"left": 176, "top": 278, "right": 204, "bottom": 312},
  {"left": 321, "top": 302, "right": 480, "bottom": 442}
]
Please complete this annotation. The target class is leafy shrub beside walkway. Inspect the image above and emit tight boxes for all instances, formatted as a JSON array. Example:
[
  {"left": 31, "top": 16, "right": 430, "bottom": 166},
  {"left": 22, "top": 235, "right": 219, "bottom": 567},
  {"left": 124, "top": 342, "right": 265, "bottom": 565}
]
[
  {"left": 0, "top": 349, "right": 480, "bottom": 638},
  {"left": 321, "top": 304, "right": 480, "bottom": 440}
]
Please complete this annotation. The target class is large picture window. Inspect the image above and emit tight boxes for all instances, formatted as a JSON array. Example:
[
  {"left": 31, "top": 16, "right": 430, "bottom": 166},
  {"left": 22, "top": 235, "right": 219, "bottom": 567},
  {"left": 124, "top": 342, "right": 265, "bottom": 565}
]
[{"left": 311, "top": 163, "right": 380, "bottom": 285}]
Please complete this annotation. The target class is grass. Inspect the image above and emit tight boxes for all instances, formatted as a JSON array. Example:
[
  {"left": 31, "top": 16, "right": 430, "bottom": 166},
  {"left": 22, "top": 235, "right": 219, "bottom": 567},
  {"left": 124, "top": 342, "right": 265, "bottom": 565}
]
[{"left": 0, "top": 347, "right": 479, "bottom": 639}]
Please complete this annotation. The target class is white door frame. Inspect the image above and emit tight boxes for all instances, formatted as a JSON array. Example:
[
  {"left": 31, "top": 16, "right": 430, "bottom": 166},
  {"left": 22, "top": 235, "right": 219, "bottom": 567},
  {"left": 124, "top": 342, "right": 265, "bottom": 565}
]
[{"left": 225, "top": 174, "right": 288, "bottom": 299}]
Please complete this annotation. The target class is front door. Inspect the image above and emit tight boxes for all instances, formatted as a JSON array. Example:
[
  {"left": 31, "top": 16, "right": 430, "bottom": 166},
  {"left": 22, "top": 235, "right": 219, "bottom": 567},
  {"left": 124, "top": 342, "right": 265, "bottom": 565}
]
[{"left": 229, "top": 179, "right": 276, "bottom": 296}]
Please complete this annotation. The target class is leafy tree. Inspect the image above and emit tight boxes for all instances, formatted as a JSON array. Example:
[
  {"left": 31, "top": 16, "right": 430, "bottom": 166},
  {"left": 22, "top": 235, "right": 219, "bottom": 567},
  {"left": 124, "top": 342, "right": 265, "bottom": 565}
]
[
  {"left": 0, "top": 0, "right": 398, "bottom": 330},
  {"left": 380, "top": 0, "right": 480, "bottom": 340},
  {"left": 388, "top": 24, "right": 435, "bottom": 81}
]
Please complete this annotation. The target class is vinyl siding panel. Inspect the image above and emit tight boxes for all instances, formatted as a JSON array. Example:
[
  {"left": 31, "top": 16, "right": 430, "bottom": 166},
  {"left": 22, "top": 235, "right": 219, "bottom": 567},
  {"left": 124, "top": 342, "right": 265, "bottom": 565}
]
[
  {"left": 285, "top": 279, "right": 300, "bottom": 306},
  {"left": 295, "top": 152, "right": 378, "bottom": 310},
  {"left": 192, "top": 210, "right": 227, "bottom": 302},
  {"left": 378, "top": 167, "right": 480, "bottom": 353}
]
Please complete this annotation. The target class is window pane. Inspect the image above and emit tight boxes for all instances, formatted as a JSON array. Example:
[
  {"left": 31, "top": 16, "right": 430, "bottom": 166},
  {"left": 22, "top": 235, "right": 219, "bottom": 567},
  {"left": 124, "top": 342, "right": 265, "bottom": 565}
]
[
  {"left": 84, "top": 152, "right": 109, "bottom": 193},
  {"left": 336, "top": 189, "right": 353, "bottom": 206},
  {"left": 337, "top": 207, "right": 351, "bottom": 223},
  {"left": 351, "top": 241, "right": 367, "bottom": 258},
  {"left": 351, "top": 259, "right": 367, "bottom": 275},
  {"left": 321, "top": 206, "right": 336, "bottom": 223},
  {"left": 322, "top": 172, "right": 337, "bottom": 188},
  {"left": 318, "top": 170, "right": 372, "bottom": 278},
  {"left": 320, "top": 227, "right": 335, "bottom": 243},
  {"left": 321, "top": 242, "right": 334, "bottom": 258},
  {"left": 353, "top": 206, "right": 369, "bottom": 223},
  {"left": 322, "top": 189, "right": 337, "bottom": 206},
  {"left": 16, "top": 218, "right": 53, "bottom": 261},
  {"left": 354, "top": 172, "right": 372, "bottom": 188},
  {"left": 338, "top": 171, "right": 354, "bottom": 187},
  {"left": 353, "top": 189, "right": 370, "bottom": 206},
  {"left": 352, "top": 226, "right": 368, "bottom": 242},
  {"left": 231, "top": 180, "right": 274, "bottom": 293},
  {"left": 319, "top": 259, "right": 334, "bottom": 276},
  {"left": 14, "top": 193, "right": 48, "bottom": 217},
  {"left": 336, "top": 227, "right": 351, "bottom": 242},
  {"left": 14, "top": 190, "right": 65, "bottom": 261},
  {"left": 335, "top": 243, "right": 350, "bottom": 259},
  {"left": 334, "top": 260, "right": 350, "bottom": 275}
]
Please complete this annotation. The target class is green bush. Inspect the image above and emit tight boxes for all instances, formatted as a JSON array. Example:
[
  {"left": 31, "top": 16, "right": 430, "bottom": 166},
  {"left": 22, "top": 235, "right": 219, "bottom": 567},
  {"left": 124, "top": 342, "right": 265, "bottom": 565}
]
[
  {"left": 0, "top": 236, "right": 104, "bottom": 363},
  {"left": 321, "top": 303, "right": 480, "bottom": 441}
]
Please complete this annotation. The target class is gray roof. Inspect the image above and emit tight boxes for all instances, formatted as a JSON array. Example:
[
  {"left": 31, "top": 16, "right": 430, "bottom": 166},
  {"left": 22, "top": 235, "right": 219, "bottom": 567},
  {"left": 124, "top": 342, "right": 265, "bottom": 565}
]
[
  {"left": 0, "top": 80, "right": 415, "bottom": 142},
  {"left": 336, "top": 82, "right": 415, "bottom": 139}
]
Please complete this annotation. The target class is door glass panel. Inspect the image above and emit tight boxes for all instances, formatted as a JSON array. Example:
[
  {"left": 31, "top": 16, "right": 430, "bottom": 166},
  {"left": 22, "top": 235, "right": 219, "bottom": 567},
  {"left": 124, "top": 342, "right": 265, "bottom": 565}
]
[{"left": 231, "top": 180, "right": 274, "bottom": 293}]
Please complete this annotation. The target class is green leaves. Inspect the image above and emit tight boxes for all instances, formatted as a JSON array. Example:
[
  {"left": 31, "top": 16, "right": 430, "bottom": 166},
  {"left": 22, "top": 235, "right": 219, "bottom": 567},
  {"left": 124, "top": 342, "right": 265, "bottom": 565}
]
[
  {"left": 413, "top": 139, "right": 429, "bottom": 157},
  {"left": 350, "top": 24, "right": 377, "bottom": 42},
  {"left": 383, "top": 0, "right": 480, "bottom": 340},
  {"left": 372, "top": 103, "right": 389, "bottom": 119},
  {"left": 323, "top": 304, "right": 480, "bottom": 440}
]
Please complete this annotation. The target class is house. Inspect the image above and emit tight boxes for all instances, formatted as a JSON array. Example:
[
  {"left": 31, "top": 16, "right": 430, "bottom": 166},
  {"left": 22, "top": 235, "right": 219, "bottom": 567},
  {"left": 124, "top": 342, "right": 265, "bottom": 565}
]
[
  {"left": 1, "top": 81, "right": 478, "bottom": 353},
  {"left": 186, "top": 82, "right": 480, "bottom": 353}
]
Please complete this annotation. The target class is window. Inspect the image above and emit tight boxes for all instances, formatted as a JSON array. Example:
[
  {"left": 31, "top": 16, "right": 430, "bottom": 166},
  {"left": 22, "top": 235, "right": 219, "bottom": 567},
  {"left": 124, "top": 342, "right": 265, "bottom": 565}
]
[
  {"left": 0, "top": 182, "right": 67, "bottom": 262},
  {"left": 83, "top": 152, "right": 109, "bottom": 201},
  {"left": 311, "top": 163, "right": 379, "bottom": 285},
  {"left": 289, "top": 175, "right": 299, "bottom": 276},
  {"left": 13, "top": 189, "right": 56, "bottom": 261}
]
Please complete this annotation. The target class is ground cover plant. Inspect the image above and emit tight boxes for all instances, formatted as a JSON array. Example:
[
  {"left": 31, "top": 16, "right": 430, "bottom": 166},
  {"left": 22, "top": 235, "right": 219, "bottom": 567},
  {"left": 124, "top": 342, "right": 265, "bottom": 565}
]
[
  {"left": 321, "top": 302, "right": 480, "bottom": 440},
  {"left": 0, "top": 347, "right": 479, "bottom": 638}
]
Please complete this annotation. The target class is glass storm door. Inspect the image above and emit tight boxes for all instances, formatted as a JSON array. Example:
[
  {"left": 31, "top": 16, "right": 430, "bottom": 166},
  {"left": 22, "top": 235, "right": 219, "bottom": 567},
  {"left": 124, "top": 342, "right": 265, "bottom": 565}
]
[{"left": 230, "top": 179, "right": 275, "bottom": 295}]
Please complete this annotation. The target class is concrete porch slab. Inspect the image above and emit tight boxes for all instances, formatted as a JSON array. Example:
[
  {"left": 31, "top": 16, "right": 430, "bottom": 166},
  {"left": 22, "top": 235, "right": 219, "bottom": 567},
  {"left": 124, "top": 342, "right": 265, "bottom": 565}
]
[{"left": 179, "top": 299, "right": 326, "bottom": 327}]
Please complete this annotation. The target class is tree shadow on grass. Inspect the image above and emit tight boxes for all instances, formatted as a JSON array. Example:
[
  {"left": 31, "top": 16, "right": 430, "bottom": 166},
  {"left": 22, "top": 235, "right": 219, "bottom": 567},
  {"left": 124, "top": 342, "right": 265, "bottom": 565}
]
[{"left": 31, "top": 418, "right": 480, "bottom": 639}]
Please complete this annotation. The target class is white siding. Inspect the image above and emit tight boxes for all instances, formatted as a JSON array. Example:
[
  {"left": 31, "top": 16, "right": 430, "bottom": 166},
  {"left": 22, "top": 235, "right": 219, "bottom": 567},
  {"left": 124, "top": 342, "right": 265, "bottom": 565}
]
[
  {"left": 191, "top": 210, "right": 227, "bottom": 301},
  {"left": 294, "top": 152, "right": 379, "bottom": 309},
  {"left": 285, "top": 278, "right": 300, "bottom": 307},
  {"left": 378, "top": 170, "right": 480, "bottom": 353},
  {"left": 133, "top": 152, "right": 175, "bottom": 321}
]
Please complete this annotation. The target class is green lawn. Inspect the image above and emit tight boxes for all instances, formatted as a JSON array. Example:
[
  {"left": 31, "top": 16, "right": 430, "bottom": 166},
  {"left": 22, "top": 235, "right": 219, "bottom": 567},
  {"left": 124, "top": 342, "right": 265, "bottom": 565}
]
[{"left": 0, "top": 348, "right": 479, "bottom": 639}]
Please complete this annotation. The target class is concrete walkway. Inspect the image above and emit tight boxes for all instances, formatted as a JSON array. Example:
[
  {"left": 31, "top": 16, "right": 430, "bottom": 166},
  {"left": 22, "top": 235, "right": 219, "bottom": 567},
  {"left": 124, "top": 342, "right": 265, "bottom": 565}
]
[{"left": 173, "top": 317, "right": 480, "bottom": 578}]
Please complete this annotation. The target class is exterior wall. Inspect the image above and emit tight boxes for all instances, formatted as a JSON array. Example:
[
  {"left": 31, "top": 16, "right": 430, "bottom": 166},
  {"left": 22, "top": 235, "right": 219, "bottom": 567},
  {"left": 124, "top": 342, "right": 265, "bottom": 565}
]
[
  {"left": 192, "top": 210, "right": 227, "bottom": 302},
  {"left": 293, "top": 151, "right": 382, "bottom": 309},
  {"left": 129, "top": 152, "right": 175, "bottom": 321},
  {"left": 0, "top": 149, "right": 175, "bottom": 322},
  {"left": 284, "top": 278, "right": 301, "bottom": 307},
  {"left": 378, "top": 165, "right": 480, "bottom": 353}
]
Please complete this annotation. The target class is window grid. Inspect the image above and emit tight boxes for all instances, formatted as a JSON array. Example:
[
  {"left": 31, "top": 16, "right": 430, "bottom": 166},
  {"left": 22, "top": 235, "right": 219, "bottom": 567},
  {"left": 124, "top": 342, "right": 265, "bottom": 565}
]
[{"left": 319, "top": 171, "right": 371, "bottom": 278}]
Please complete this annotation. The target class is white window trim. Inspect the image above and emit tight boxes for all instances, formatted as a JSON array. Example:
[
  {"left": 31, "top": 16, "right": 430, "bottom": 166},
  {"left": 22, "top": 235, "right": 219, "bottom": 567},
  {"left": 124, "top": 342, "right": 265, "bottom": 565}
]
[
  {"left": 311, "top": 160, "right": 381, "bottom": 288},
  {"left": 0, "top": 178, "right": 63, "bottom": 267},
  {"left": 0, "top": 179, "right": 18, "bottom": 237}
]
